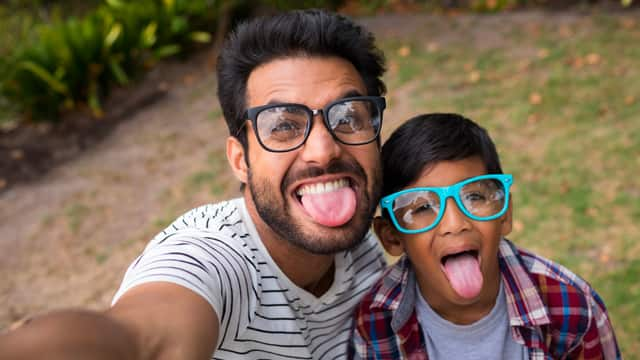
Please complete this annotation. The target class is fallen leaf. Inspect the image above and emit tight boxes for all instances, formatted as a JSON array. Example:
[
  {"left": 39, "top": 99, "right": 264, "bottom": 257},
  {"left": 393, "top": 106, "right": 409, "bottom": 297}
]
[
  {"left": 599, "top": 253, "right": 610, "bottom": 264},
  {"left": 620, "top": 18, "right": 636, "bottom": 29},
  {"left": 468, "top": 71, "right": 481, "bottom": 83},
  {"left": 537, "top": 48, "right": 549, "bottom": 59},
  {"left": 529, "top": 92, "right": 542, "bottom": 105},
  {"left": 518, "top": 59, "right": 531, "bottom": 71},
  {"left": 585, "top": 53, "right": 601, "bottom": 65},
  {"left": 10, "top": 149, "right": 24, "bottom": 160},
  {"left": 398, "top": 45, "right": 411, "bottom": 57},
  {"left": 388, "top": 61, "right": 399, "bottom": 74},
  {"left": 558, "top": 25, "right": 573, "bottom": 38},
  {"left": 426, "top": 42, "right": 440, "bottom": 53},
  {"left": 527, "top": 114, "right": 540, "bottom": 123},
  {"left": 183, "top": 74, "right": 195, "bottom": 85},
  {"left": 513, "top": 219, "right": 524, "bottom": 232},
  {"left": 570, "top": 56, "right": 584, "bottom": 69},
  {"left": 463, "top": 62, "right": 474, "bottom": 72},
  {"left": 624, "top": 95, "right": 635, "bottom": 105}
]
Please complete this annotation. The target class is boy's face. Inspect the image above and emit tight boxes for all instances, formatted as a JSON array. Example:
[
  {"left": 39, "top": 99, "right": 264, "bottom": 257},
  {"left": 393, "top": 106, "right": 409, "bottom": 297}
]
[{"left": 375, "top": 157, "right": 512, "bottom": 324}]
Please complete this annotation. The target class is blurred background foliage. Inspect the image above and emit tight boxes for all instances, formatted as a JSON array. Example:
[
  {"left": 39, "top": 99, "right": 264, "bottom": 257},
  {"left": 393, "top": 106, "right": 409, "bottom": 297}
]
[{"left": 0, "top": 0, "right": 636, "bottom": 124}]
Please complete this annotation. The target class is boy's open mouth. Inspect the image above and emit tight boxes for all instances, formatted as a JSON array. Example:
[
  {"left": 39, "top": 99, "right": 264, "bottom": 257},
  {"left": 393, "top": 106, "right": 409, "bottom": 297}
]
[
  {"left": 440, "top": 250, "right": 479, "bottom": 266},
  {"left": 294, "top": 177, "right": 357, "bottom": 227},
  {"left": 440, "top": 249, "right": 483, "bottom": 300}
]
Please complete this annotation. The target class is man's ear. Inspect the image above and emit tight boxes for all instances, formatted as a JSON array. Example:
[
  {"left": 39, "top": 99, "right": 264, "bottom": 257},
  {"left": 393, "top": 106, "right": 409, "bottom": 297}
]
[
  {"left": 373, "top": 216, "right": 405, "bottom": 257},
  {"left": 500, "top": 197, "right": 513, "bottom": 237},
  {"left": 227, "top": 136, "right": 248, "bottom": 184}
]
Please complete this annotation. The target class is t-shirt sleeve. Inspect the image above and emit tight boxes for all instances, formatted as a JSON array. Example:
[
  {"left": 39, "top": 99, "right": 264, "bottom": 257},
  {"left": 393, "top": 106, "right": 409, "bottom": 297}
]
[{"left": 111, "top": 228, "right": 256, "bottom": 346}]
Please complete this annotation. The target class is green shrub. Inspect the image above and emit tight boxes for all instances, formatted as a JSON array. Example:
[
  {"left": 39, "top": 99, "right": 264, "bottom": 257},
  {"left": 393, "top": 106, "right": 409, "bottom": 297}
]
[{"left": 1, "top": 0, "right": 222, "bottom": 121}]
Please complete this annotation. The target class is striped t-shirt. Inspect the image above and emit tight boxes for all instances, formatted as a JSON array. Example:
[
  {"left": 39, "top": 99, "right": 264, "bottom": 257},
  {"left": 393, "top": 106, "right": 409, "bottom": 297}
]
[{"left": 113, "top": 197, "right": 386, "bottom": 359}]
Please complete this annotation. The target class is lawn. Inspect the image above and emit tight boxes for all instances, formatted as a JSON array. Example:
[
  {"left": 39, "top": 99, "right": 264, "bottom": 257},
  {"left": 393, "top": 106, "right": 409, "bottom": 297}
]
[{"left": 370, "top": 11, "right": 639, "bottom": 356}]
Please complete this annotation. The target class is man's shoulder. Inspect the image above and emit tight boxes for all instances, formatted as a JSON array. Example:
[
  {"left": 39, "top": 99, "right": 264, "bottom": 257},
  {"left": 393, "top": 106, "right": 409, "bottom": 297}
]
[
  {"left": 135, "top": 198, "right": 258, "bottom": 265},
  {"left": 151, "top": 198, "right": 247, "bottom": 242}
]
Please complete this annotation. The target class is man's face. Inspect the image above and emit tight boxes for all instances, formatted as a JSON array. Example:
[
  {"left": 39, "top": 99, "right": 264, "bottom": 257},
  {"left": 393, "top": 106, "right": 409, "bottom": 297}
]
[{"left": 233, "top": 56, "right": 382, "bottom": 254}]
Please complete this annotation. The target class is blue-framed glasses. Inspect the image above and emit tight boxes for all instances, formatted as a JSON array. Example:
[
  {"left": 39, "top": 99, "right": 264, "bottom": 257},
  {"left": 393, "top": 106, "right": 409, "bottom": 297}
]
[{"left": 380, "top": 174, "right": 513, "bottom": 234}]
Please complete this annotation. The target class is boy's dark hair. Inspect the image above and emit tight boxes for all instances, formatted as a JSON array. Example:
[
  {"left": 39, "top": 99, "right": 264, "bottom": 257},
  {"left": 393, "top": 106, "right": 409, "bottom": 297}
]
[
  {"left": 216, "top": 9, "right": 387, "bottom": 149},
  {"left": 381, "top": 113, "right": 503, "bottom": 197}
]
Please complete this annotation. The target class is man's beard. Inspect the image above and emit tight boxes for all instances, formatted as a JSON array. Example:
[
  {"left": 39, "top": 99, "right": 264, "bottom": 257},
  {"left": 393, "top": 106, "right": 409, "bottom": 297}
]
[{"left": 247, "top": 159, "right": 382, "bottom": 255}]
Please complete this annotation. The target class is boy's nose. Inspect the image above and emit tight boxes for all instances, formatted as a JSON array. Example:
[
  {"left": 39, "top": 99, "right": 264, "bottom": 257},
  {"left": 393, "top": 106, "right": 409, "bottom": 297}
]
[
  {"left": 437, "top": 198, "right": 472, "bottom": 236},
  {"left": 298, "top": 115, "right": 342, "bottom": 166}
]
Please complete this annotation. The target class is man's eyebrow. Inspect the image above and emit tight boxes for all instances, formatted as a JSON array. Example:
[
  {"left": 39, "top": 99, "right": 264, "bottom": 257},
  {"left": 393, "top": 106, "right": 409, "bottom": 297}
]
[
  {"left": 263, "top": 90, "right": 365, "bottom": 107},
  {"left": 265, "top": 98, "right": 289, "bottom": 106},
  {"left": 340, "top": 90, "right": 365, "bottom": 99}
]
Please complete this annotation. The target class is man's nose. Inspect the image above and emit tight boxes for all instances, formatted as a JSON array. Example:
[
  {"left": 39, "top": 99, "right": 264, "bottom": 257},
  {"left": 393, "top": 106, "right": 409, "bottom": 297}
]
[
  {"left": 298, "top": 114, "right": 342, "bottom": 165},
  {"left": 436, "top": 198, "right": 472, "bottom": 236}
]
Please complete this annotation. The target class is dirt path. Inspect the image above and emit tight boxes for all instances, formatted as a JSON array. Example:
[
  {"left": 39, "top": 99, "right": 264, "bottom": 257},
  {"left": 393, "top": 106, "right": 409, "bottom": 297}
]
[{"left": 0, "top": 11, "right": 608, "bottom": 330}]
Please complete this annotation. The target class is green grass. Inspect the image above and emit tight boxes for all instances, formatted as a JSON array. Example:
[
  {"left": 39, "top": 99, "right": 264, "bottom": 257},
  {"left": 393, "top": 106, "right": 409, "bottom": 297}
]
[
  {"left": 377, "top": 13, "right": 640, "bottom": 357},
  {"left": 64, "top": 203, "right": 90, "bottom": 233}
]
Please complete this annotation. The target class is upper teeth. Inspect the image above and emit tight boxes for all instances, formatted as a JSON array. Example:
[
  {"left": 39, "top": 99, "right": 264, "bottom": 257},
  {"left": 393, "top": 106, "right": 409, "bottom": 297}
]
[{"left": 297, "top": 179, "right": 349, "bottom": 196}]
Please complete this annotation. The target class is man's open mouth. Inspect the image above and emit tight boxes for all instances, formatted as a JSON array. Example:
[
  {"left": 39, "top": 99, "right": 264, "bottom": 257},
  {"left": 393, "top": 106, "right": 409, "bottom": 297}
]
[
  {"left": 296, "top": 178, "right": 351, "bottom": 197},
  {"left": 294, "top": 177, "right": 357, "bottom": 227}
]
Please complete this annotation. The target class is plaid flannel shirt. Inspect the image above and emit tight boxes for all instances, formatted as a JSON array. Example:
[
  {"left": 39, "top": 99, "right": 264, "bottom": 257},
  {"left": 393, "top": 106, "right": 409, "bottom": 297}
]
[{"left": 351, "top": 239, "right": 621, "bottom": 359}]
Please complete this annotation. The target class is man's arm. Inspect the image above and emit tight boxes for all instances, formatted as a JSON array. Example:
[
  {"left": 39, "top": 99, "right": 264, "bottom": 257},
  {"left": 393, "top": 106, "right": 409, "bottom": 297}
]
[{"left": 0, "top": 282, "right": 219, "bottom": 360}]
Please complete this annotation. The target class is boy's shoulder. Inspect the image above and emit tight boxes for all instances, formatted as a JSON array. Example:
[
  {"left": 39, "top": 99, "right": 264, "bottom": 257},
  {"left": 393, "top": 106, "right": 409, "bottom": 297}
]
[
  {"left": 356, "top": 256, "right": 410, "bottom": 312},
  {"left": 500, "top": 240, "right": 604, "bottom": 335},
  {"left": 503, "top": 240, "right": 595, "bottom": 298}
]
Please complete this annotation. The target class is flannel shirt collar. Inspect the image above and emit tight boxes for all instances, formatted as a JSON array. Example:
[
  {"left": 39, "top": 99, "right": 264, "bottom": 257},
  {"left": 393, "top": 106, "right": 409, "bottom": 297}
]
[
  {"left": 369, "top": 239, "right": 551, "bottom": 332},
  {"left": 498, "top": 239, "right": 551, "bottom": 328}
]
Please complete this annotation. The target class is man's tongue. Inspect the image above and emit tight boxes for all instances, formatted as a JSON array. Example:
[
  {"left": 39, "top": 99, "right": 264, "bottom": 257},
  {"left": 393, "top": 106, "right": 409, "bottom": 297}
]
[
  {"left": 442, "top": 252, "right": 483, "bottom": 299},
  {"left": 300, "top": 187, "right": 356, "bottom": 227}
]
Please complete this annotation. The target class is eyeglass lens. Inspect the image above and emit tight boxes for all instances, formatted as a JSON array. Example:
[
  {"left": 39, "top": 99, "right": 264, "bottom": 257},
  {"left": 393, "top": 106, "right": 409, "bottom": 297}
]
[
  {"left": 255, "top": 99, "right": 380, "bottom": 151},
  {"left": 392, "top": 178, "right": 507, "bottom": 231}
]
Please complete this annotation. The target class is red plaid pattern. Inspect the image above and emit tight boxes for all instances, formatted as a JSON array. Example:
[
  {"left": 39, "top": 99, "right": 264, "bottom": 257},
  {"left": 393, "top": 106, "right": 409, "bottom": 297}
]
[{"left": 350, "top": 239, "right": 621, "bottom": 360}]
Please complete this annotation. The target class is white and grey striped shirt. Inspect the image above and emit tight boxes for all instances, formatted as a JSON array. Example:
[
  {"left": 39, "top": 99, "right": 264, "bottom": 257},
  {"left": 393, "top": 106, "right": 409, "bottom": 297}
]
[{"left": 113, "top": 198, "right": 386, "bottom": 359}]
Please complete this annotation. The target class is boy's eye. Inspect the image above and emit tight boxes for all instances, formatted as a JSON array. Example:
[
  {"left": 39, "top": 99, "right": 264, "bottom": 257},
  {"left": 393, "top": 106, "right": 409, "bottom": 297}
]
[
  {"left": 414, "top": 201, "right": 436, "bottom": 213},
  {"left": 463, "top": 192, "right": 487, "bottom": 202}
]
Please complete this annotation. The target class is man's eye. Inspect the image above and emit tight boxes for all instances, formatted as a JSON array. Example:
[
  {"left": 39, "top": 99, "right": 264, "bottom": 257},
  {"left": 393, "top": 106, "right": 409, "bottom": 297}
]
[
  {"left": 272, "top": 121, "right": 300, "bottom": 133},
  {"left": 333, "top": 115, "right": 365, "bottom": 133}
]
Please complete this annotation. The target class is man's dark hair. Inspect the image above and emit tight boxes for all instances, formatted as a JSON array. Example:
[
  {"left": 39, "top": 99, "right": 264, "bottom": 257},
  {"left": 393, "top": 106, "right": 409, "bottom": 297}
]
[
  {"left": 216, "top": 8, "right": 386, "bottom": 148},
  {"left": 381, "top": 113, "right": 504, "bottom": 198}
]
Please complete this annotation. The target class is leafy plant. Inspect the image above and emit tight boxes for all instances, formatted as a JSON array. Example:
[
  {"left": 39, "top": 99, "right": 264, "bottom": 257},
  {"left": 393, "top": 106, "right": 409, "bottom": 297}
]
[{"left": 1, "top": 0, "right": 222, "bottom": 121}]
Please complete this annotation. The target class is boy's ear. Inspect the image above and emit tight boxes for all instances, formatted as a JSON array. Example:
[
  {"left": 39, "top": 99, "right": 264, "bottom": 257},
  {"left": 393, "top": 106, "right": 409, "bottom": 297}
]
[
  {"left": 500, "top": 197, "right": 513, "bottom": 237},
  {"left": 227, "top": 136, "right": 248, "bottom": 184},
  {"left": 373, "top": 216, "right": 405, "bottom": 257}
]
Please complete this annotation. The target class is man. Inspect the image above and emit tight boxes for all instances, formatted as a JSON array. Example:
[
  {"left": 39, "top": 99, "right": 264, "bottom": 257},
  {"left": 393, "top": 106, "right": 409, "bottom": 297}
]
[{"left": 0, "top": 9, "right": 387, "bottom": 359}]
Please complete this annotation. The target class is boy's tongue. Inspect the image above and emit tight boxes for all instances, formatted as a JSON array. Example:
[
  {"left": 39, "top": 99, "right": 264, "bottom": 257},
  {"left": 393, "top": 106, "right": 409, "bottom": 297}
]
[
  {"left": 442, "top": 253, "right": 483, "bottom": 299},
  {"left": 300, "top": 187, "right": 356, "bottom": 227}
]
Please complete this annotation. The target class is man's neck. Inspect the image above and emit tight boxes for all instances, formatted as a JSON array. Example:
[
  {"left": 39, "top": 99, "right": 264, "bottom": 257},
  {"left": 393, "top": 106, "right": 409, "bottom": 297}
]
[{"left": 243, "top": 193, "right": 336, "bottom": 297}]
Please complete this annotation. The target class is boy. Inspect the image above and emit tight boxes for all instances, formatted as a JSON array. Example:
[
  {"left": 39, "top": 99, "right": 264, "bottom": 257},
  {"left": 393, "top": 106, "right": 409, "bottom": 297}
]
[{"left": 350, "top": 113, "right": 621, "bottom": 359}]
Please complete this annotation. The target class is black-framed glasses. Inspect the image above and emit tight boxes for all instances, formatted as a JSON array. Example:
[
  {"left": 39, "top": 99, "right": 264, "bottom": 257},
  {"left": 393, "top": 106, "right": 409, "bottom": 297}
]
[{"left": 239, "top": 96, "right": 386, "bottom": 152}]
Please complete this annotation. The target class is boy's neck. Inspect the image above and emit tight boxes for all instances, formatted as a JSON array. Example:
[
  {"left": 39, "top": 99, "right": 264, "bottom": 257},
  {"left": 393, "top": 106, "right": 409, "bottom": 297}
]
[{"left": 417, "top": 271, "right": 502, "bottom": 325}]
